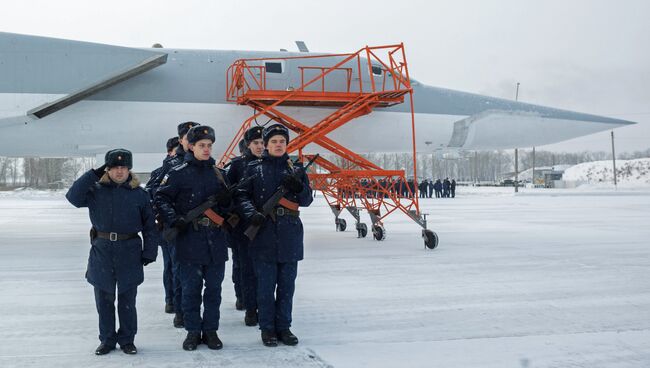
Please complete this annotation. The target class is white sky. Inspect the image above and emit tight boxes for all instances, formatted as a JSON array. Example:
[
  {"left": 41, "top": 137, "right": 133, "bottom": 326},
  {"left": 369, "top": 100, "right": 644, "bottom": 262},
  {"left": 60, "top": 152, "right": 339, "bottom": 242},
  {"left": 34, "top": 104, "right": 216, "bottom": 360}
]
[{"left": 2, "top": 0, "right": 649, "bottom": 153}]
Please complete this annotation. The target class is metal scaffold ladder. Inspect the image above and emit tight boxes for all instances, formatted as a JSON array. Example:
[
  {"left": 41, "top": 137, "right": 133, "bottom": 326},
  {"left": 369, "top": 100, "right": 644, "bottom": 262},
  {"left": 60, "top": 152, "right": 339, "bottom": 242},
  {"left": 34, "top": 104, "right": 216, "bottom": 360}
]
[{"left": 220, "top": 44, "right": 439, "bottom": 250}]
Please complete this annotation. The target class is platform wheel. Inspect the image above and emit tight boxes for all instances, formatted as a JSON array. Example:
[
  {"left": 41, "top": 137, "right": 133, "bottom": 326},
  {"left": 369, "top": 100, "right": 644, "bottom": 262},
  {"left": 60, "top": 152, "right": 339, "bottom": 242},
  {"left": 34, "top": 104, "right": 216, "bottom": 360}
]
[
  {"left": 423, "top": 229, "right": 439, "bottom": 250},
  {"left": 356, "top": 223, "right": 368, "bottom": 238},
  {"left": 372, "top": 224, "right": 386, "bottom": 241},
  {"left": 336, "top": 218, "right": 347, "bottom": 232}
]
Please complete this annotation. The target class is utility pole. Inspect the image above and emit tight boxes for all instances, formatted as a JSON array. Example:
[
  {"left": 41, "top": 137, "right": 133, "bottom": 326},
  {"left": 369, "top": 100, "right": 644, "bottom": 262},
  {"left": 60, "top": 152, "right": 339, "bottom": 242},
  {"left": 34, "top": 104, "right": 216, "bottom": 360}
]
[
  {"left": 611, "top": 130, "right": 617, "bottom": 188},
  {"left": 532, "top": 146, "right": 536, "bottom": 187},
  {"left": 514, "top": 82, "right": 520, "bottom": 193}
]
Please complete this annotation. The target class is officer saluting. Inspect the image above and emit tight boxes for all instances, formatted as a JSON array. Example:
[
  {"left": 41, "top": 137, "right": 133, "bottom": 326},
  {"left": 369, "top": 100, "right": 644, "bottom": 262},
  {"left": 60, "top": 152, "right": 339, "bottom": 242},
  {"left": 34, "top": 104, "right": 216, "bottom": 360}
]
[
  {"left": 238, "top": 124, "right": 313, "bottom": 347},
  {"left": 226, "top": 126, "right": 265, "bottom": 326},
  {"left": 154, "top": 125, "right": 233, "bottom": 351},
  {"left": 66, "top": 149, "right": 157, "bottom": 356}
]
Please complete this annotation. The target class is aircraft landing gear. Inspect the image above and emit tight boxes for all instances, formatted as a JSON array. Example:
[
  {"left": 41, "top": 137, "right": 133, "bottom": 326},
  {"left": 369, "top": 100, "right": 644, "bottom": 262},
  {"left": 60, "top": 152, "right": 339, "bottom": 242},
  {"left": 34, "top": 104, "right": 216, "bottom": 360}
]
[
  {"left": 356, "top": 223, "right": 368, "bottom": 238},
  {"left": 335, "top": 218, "right": 347, "bottom": 232},
  {"left": 423, "top": 229, "right": 439, "bottom": 250},
  {"left": 372, "top": 224, "right": 386, "bottom": 241}
]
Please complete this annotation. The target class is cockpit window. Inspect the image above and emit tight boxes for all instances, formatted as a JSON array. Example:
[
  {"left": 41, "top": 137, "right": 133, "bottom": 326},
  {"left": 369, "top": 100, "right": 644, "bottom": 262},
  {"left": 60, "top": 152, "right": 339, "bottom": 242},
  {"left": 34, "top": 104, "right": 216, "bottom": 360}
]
[
  {"left": 265, "top": 61, "right": 283, "bottom": 74},
  {"left": 371, "top": 65, "right": 383, "bottom": 76}
]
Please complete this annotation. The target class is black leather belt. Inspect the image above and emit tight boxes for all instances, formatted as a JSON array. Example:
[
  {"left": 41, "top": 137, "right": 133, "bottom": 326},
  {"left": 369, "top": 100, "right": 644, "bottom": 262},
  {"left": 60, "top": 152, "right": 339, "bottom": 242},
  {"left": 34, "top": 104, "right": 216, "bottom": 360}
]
[
  {"left": 96, "top": 231, "right": 138, "bottom": 242},
  {"left": 275, "top": 207, "right": 300, "bottom": 217}
]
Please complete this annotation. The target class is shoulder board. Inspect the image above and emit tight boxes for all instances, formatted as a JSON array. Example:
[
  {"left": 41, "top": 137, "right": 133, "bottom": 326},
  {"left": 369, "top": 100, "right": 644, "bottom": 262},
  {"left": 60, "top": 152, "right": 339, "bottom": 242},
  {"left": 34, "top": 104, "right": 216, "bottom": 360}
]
[{"left": 171, "top": 162, "right": 188, "bottom": 172}]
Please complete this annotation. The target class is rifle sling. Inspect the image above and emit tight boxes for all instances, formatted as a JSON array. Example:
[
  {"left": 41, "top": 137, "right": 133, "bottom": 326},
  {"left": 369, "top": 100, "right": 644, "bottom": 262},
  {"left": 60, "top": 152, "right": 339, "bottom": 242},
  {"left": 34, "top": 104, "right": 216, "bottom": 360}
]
[
  {"left": 278, "top": 197, "right": 299, "bottom": 211},
  {"left": 203, "top": 208, "right": 225, "bottom": 226}
]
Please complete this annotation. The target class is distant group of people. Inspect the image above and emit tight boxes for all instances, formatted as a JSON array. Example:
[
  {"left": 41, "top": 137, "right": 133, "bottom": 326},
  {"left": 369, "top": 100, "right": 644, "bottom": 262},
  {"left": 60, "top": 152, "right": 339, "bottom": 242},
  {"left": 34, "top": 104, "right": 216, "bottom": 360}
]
[{"left": 419, "top": 178, "right": 456, "bottom": 198}]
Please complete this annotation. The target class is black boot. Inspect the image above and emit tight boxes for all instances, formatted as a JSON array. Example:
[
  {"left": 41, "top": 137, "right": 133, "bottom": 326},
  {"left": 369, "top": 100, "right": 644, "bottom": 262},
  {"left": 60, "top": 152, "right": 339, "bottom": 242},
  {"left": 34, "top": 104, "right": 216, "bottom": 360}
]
[
  {"left": 173, "top": 313, "right": 184, "bottom": 328},
  {"left": 278, "top": 329, "right": 299, "bottom": 346},
  {"left": 202, "top": 330, "right": 223, "bottom": 350},
  {"left": 261, "top": 330, "right": 278, "bottom": 347},
  {"left": 182, "top": 331, "right": 202, "bottom": 351},
  {"left": 120, "top": 343, "right": 137, "bottom": 355},
  {"left": 94, "top": 343, "right": 115, "bottom": 355},
  {"left": 165, "top": 302, "right": 175, "bottom": 314},
  {"left": 235, "top": 298, "right": 244, "bottom": 311},
  {"left": 244, "top": 309, "right": 258, "bottom": 326}
]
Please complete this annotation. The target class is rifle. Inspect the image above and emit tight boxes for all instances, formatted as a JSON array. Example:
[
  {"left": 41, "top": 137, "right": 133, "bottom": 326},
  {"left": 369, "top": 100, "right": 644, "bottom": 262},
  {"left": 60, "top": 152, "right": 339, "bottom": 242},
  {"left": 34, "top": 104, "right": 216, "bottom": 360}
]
[
  {"left": 244, "top": 154, "right": 319, "bottom": 241},
  {"left": 163, "top": 172, "right": 258, "bottom": 242}
]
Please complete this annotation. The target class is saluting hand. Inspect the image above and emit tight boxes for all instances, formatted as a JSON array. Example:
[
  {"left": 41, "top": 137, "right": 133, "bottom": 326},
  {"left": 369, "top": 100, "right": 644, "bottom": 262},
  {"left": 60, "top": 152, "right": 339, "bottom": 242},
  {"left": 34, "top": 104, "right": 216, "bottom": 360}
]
[{"left": 93, "top": 164, "right": 107, "bottom": 178}]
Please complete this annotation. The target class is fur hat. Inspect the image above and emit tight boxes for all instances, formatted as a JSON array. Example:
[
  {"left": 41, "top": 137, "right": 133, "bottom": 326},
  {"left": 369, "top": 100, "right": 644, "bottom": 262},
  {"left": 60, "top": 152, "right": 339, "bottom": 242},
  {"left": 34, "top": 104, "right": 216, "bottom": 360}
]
[
  {"left": 104, "top": 148, "right": 133, "bottom": 169},
  {"left": 187, "top": 125, "right": 215, "bottom": 144},
  {"left": 263, "top": 124, "right": 290, "bottom": 145},
  {"left": 177, "top": 121, "right": 200, "bottom": 138},
  {"left": 244, "top": 126, "right": 264, "bottom": 143},
  {"left": 166, "top": 137, "right": 179, "bottom": 152}
]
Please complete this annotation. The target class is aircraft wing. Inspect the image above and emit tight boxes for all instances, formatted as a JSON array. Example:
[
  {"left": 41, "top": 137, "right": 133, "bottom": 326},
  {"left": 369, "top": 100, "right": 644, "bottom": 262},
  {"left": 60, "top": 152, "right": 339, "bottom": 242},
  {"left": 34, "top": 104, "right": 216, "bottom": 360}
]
[{"left": 0, "top": 32, "right": 167, "bottom": 119}]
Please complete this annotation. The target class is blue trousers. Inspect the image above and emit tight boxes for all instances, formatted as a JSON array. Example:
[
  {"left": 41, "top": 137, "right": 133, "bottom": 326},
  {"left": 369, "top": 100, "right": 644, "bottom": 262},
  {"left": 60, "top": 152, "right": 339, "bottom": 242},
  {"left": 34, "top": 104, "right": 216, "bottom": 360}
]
[
  {"left": 179, "top": 261, "right": 225, "bottom": 332},
  {"left": 93, "top": 287, "right": 137, "bottom": 347},
  {"left": 161, "top": 243, "right": 174, "bottom": 305},
  {"left": 168, "top": 245, "right": 183, "bottom": 314},
  {"left": 233, "top": 232, "right": 257, "bottom": 311},
  {"left": 231, "top": 245, "right": 242, "bottom": 300},
  {"left": 253, "top": 260, "right": 297, "bottom": 332}
]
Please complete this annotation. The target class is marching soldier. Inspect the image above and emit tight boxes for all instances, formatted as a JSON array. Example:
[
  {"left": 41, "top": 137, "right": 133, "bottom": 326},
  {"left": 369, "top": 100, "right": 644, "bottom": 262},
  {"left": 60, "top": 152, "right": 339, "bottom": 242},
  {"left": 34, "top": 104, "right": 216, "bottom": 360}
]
[
  {"left": 66, "top": 149, "right": 157, "bottom": 355},
  {"left": 148, "top": 121, "right": 199, "bottom": 329},
  {"left": 238, "top": 123, "right": 313, "bottom": 347},
  {"left": 145, "top": 137, "right": 179, "bottom": 315},
  {"left": 226, "top": 126, "right": 264, "bottom": 326},
  {"left": 154, "top": 125, "right": 232, "bottom": 351}
]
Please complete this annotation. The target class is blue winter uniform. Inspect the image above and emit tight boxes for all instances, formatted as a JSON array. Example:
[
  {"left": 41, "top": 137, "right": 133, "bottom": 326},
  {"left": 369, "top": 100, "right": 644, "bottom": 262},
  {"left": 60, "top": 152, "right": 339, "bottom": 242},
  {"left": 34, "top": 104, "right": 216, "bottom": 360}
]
[
  {"left": 237, "top": 151, "right": 313, "bottom": 332},
  {"left": 66, "top": 170, "right": 157, "bottom": 348},
  {"left": 226, "top": 149, "right": 258, "bottom": 312},
  {"left": 145, "top": 148, "right": 187, "bottom": 315},
  {"left": 154, "top": 152, "right": 231, "bottom": 333}
]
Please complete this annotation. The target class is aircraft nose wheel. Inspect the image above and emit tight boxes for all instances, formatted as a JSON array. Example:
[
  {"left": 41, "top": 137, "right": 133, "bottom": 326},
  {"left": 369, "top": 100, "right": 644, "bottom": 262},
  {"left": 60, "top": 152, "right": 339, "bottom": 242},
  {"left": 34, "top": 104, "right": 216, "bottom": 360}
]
[
  {"left": 335, "top": 218, "right": 347, "bottom": 232},
  {"left": 356, "top": 223, "right": 368, "bottom": 238},
  {"left": 423, "top": 229, "right": 439, "bottom": 249},
  {"left": 372, "top": 224, "right": 386, "bottom": 241}
]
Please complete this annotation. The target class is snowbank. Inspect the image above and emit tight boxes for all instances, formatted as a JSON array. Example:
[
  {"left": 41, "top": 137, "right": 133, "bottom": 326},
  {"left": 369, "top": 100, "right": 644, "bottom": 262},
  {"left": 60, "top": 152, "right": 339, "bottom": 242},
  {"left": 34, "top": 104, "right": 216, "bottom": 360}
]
[{"left": 562, "top": 158, "right": 650, "bottom": 188}]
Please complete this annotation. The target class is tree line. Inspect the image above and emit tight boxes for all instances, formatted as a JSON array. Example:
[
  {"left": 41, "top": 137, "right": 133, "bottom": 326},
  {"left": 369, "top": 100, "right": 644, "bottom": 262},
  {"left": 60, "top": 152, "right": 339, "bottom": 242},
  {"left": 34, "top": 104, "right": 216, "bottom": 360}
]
[{"left": 0, "top": 148, "right": 648, "bottom": 189}]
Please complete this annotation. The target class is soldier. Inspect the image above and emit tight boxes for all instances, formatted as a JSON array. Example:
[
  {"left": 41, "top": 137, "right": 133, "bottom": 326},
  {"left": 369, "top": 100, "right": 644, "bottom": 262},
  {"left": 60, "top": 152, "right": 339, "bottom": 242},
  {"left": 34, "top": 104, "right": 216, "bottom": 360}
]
[
  {"left": 434, "top": 179, "right": 443, "bottom": 198},
  {"left": 154, "top": 125, "right": 232, "bottom": 351},
  {"left": 148, "top": 121, "right": 199, "bottom": 329},
  {"left": 226, "top": 126, "right": 264, "bottom": 327},
  {"left": 238, "top": 123, "right": 313, "bottom": 347},
  {"left": 451, "top": 178, "right": 457, "bottom": 198},
  {"left": 145, "top": 137, "right": 179, "bottom": 315},
  {"left": 443, "top": 177, "right": 451, "bottom": 198},
  {"left": 66, "top": 149, "right": 157, "bottom": 356}
]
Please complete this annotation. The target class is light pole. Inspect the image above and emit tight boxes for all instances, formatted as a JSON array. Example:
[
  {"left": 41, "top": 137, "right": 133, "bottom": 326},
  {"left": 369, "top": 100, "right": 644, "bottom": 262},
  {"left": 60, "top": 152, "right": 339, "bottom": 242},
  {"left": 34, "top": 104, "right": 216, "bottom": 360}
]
[
  {"left": 611, "top": 131, "right": 617, "bottom": 188},
  {"left": 514, "top": 82, "right": 520, "bottom": 193}
]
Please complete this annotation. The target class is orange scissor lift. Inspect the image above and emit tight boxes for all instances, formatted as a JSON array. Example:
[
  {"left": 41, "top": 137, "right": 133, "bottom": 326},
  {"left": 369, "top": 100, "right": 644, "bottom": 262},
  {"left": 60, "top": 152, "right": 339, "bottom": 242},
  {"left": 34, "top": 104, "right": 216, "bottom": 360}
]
[{"left": 220, "top": 44, "right": 438, "bottom": 249}]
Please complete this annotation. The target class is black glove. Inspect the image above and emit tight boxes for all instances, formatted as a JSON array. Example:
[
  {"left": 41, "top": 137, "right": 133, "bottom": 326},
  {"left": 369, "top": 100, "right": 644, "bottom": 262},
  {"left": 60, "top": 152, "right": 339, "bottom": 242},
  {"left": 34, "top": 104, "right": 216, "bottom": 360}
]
[
  {"left": 283, "top": 174, "right": 304, "bottom": 193},
  {"left": 250, "top": 212, "right": 266, "bottom": 226},
  {"left": 93, "top": 164, "right": 107, "bottom": 178},
  {"left": 173, "top": 216, "right": 188, "bottom": 232},
  {"left": 214, "top": 189, "right": 232, "bottom": 207},
  {"left": 142, "top": 257, "right": 155, "bottom": 266}
]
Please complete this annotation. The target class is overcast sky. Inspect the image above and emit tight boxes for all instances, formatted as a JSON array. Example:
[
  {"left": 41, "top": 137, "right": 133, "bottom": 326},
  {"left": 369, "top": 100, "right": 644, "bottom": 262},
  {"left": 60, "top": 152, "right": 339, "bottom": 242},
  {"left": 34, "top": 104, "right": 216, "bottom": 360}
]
[{"left": 2, "top": 0, "right": 649, "bottom": 153}]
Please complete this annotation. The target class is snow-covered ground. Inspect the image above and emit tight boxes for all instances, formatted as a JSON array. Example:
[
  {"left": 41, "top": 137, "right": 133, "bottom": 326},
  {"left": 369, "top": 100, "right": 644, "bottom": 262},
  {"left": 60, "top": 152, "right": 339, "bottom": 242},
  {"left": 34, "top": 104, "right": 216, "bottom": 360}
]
[
  {"left": 563, "top": 158, "right": 650, "bottom": 187},
  {"left": 1, "top": 187, "right": 649, "bottom": 367}
]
